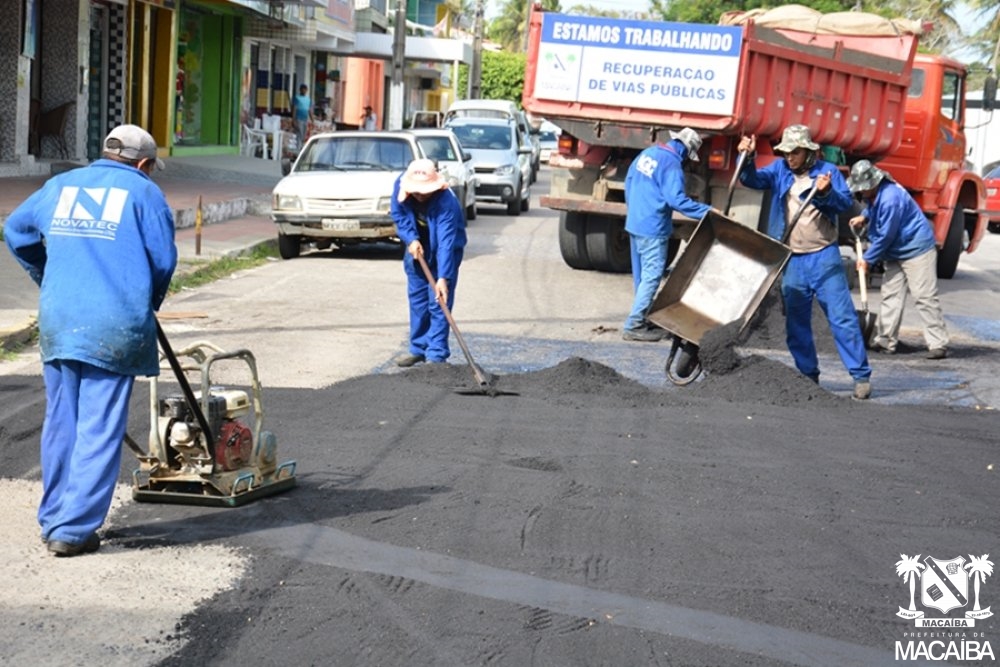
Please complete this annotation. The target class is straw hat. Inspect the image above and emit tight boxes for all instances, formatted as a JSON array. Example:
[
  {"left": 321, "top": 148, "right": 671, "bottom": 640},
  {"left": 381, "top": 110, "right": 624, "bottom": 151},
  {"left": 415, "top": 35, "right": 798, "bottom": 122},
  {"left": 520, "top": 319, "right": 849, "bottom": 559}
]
[{"left": 398, "top": 159, "right": 448, "bottom": 201}]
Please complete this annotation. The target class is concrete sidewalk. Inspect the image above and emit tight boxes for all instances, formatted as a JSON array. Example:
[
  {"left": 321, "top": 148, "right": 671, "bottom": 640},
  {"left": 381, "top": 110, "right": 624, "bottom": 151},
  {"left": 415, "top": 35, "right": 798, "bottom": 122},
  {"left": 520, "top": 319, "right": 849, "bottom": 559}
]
[{"left": 0, "top": 154, "right": 283, "bottom": 349}]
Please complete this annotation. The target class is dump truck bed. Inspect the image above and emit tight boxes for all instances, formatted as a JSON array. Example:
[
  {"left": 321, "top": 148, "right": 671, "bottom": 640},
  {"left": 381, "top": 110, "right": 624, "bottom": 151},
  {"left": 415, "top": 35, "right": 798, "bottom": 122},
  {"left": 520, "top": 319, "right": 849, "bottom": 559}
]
[{"left": 523, "top": 8, "right": 920, "bottom": 155}]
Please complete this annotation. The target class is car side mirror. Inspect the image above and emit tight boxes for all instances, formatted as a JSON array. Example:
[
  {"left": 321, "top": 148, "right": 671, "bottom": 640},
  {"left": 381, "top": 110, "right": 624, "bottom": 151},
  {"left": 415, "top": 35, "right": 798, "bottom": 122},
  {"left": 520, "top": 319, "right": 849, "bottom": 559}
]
[
  {"left": 463, "top": 151, "right": 472, "bottom": 162},
  {"left": 518, "top": 146, "right": 533, "bottom": 155},
  {"left": 281, "top": 158, "right": 292, "bottom": 176}
]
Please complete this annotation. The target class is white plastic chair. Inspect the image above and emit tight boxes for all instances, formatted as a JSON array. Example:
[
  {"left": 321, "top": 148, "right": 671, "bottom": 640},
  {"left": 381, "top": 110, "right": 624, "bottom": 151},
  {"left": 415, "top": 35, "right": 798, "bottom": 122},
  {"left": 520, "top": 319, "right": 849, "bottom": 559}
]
[{"left": 242, "top": 124, "right": 269, "bottom": 159}]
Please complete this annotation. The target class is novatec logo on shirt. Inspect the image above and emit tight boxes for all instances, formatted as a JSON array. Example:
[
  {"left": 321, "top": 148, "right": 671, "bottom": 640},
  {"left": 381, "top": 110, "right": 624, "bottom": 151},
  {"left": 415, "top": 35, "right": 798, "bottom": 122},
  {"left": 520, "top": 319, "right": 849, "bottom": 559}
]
[{"left": 49, "top": 186, "right": 129, "bottom": 241}]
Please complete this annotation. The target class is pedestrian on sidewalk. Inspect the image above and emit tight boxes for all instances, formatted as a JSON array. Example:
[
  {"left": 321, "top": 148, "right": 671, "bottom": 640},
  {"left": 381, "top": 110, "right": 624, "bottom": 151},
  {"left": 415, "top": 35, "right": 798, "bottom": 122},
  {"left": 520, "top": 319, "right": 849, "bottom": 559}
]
[
  {"left": 738, "top": 125, "right": 872, "bottom": 399},
  {"left": 4, "top": 124, "right": 177, "bottom": 557},
  {"left": 292, "top": 84, "right": 314, "bottom": 151},
  {"left": 391, "top": 159, "right": 466, "bottom": 367},
  {"left": 622, "top": 127, "right": 714, "bottom": 342},
  {"left": 848, "top": 160, "right": 949, "bottom": 359},
  {"left": 361, "top": 105, "right": 378, "bottom": 131}
]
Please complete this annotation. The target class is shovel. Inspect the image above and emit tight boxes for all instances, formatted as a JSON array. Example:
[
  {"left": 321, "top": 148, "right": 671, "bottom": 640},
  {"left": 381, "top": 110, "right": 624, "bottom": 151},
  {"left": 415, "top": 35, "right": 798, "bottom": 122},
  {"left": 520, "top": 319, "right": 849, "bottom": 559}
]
[
  {"left": 851, "top": 225, "right": 878, "bottom": 345},
  {"left": 414, "top": 254, "right": 515, "bottom": 397}
]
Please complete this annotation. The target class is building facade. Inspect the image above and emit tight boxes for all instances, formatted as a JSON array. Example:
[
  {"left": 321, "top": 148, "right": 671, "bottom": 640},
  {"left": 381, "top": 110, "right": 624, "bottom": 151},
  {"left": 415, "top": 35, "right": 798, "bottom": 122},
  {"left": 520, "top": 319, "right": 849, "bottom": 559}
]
[{"left": 0, "top": 0, "right": 471, "bottom": 177}]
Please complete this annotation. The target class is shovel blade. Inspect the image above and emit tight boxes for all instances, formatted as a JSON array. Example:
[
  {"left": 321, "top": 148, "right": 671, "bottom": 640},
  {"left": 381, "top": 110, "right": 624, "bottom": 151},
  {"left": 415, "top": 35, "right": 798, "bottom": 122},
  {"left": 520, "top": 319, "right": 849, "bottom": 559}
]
[{"left": 858, "top": 310, "right": 877, "bottom": 346}]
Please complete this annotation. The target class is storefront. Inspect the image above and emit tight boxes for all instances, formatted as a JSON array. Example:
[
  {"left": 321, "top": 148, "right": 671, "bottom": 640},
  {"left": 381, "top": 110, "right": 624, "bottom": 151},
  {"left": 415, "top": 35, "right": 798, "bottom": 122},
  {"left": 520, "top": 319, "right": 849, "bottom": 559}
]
[{"left": 172, "top": 0, "right": 241, "bottom": 153}]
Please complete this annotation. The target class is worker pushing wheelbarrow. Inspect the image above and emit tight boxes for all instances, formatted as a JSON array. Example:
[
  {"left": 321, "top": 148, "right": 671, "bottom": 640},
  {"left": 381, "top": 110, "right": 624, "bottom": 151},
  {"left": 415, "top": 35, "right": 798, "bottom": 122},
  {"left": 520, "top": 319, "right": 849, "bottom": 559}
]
[{"left": 644, "top": 138, "right": 827, "bottom": 386}]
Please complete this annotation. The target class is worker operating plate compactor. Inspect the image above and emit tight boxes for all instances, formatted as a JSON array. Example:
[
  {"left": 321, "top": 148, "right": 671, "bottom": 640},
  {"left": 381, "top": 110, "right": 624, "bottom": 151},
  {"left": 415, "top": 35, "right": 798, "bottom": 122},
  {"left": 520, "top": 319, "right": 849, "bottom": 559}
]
[{"left": 124, "top": 322, "right": 296, "bottom": 507}]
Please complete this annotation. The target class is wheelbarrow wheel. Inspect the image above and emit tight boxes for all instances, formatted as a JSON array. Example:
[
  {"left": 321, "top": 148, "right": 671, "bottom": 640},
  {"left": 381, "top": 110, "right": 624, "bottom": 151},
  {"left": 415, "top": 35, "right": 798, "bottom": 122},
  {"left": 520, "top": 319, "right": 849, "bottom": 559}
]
[{"left": 665, "top": 337, "right": 702, "bottom": 386}]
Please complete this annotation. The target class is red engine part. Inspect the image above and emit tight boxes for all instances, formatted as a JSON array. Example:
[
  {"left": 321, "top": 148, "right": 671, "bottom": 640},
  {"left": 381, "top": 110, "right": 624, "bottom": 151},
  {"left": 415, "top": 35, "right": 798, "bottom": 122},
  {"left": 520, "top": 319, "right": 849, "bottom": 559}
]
[{"left": 215, "top": 419, "right": 253, "bottom": 471}]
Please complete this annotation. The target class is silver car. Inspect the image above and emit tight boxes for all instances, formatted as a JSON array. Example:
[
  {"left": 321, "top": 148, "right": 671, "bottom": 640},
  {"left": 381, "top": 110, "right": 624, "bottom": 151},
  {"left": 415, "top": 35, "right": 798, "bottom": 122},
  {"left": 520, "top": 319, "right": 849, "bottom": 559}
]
[
  {"left": 411, "top": 128, "right": 478, "bottom": 221},
  {"left": 446, "top": 117, "right": 532, "bottom": 216}
]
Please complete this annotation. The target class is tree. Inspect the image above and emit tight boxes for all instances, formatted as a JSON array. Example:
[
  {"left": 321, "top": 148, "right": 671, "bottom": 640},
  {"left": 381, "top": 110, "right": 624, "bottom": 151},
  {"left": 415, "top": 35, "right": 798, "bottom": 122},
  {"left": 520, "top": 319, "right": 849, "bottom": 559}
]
[
  {"left": 488, "top": 0, "right": 561, "bottom": 52},
  {"left": 648, "top": 0, "right": 859, "bottom": 25},
  {"left": 895, "top": 554, "right": 925, "bottom": 611},
  {"left": 457, "top": 50, "right": 529, "bottom": 105},
  {"left": 965, "top": 554, "right": 994, "bottom": 612},
  {"left": 963, "top": 0, "right": 1000, "bottom": 70}
]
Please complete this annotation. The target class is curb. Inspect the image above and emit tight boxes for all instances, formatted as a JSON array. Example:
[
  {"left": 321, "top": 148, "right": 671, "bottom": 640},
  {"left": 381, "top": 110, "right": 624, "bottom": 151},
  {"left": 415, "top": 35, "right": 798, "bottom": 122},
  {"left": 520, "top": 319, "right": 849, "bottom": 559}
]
[{"left": 0, "top": 316, "right": 37, "bottom": 351}]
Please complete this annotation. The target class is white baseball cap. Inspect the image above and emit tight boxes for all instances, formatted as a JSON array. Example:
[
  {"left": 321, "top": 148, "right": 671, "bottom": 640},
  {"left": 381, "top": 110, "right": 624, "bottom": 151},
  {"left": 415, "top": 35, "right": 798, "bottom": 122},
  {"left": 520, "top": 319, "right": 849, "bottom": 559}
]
[{"left": 103, "top": 124, "right": 165, "bottom": 170}]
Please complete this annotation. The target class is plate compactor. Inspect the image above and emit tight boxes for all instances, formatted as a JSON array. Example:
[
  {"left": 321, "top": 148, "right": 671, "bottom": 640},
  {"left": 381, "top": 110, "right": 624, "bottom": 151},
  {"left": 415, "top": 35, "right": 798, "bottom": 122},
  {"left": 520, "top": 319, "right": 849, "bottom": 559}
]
[{"left": 125, "top": 323, "right": 296, "bottom": 507}]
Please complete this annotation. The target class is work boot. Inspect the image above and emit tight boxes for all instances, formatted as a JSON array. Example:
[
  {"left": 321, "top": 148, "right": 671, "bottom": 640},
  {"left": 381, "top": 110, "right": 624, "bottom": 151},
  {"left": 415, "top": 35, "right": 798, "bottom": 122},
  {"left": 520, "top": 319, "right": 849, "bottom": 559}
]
[
  {"left": 396, "top": 353, "right": 426, "bottom": 367},
  {"left": 853, "top": 380, "right": 872, "bottom": 400},
  {"left": 870, "top": 341, "right": 896, "bottom": 355},
  {"left": 622, "top": 327, "right": 664, "bottom": 342},
  {"left": 48, "top": 533, "right": 101, "bottom": 558},
  {"left": 926, "top": 348, "right": 948, "bottom": 360}
]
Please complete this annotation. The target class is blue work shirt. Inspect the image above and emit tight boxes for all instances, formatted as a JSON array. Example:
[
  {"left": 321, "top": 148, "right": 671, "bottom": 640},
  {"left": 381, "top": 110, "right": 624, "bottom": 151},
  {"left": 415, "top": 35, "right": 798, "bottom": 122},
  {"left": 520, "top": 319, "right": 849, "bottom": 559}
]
[
  {"left": 739, "top": 156, "right": 853, "bottom": 241},
  {"left": 624, "top": 140, "right": 711, "bottom": 239},
  {"left": 391, "top": 178, "right": 467, "bottom": 280},
  {"left": 4, "top": 159, "right": 177, "bottom": 376},
  {"left": 860, "top": 180, "right": 936, "bottom": 263}
]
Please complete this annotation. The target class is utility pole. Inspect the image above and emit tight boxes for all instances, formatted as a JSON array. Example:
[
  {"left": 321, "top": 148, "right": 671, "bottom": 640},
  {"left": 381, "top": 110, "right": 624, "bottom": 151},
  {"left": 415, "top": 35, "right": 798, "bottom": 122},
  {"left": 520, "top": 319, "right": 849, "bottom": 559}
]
[
  {"left": 390, "top": 0, "right": 407, "bottom": 129},
  {"left": 468, "top": 0, "right": 483, "bottom": 99}
]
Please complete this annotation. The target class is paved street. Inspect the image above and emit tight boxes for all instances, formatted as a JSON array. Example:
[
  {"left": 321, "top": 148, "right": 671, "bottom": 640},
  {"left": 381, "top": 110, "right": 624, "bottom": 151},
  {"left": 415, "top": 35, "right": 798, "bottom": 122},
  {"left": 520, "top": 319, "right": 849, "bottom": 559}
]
[{"left": 0, "top": 167, "right": 998, "bottom": 666}]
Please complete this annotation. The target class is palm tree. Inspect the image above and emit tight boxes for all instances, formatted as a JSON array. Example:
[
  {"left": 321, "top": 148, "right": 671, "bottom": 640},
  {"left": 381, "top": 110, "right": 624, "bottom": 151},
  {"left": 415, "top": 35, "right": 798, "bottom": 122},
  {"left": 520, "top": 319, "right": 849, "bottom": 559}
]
[
  {"left": 896, "top": 554, "right": 926, "bottom": 611},
  {"left": 488, "top": 0, "right": 562, "bottom": 52},
  {"left": 965, "top": 554, "right": 994, "bottom": 611}
]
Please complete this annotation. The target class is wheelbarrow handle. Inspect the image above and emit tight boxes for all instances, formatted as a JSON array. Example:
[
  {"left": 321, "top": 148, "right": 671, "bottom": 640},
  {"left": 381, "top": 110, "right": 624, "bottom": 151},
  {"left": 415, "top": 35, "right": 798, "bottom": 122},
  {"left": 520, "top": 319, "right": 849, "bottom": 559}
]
[{"left": 723, "top": 150, "right": 749, "bottom": 217}]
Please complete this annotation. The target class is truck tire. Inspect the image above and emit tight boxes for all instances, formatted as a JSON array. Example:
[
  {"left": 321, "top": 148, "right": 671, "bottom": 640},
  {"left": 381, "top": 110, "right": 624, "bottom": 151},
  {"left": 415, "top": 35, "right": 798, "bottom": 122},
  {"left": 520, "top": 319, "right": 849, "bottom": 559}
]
[
  {"left": 467, "top": 201, "right": 477, "bottom": 221},
  {"left": 585, "top": 215, "right": 631, "bottom": 273},
  {"left": 278, "top": 233, "right": 302, "bottom": 259},
  {"left": 558, "top": 211, "right": 592, "bottom": 270},
  {"left": 936, "top": 208, "right": 964, "bottom": 279}
]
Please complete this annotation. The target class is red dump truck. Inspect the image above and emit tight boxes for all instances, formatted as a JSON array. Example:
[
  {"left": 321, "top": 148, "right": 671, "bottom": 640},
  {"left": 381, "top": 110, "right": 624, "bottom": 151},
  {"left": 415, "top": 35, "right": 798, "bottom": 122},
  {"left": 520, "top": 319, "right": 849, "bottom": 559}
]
[{"left": 523, "top": 5, "right": 995, "bottom": 278}]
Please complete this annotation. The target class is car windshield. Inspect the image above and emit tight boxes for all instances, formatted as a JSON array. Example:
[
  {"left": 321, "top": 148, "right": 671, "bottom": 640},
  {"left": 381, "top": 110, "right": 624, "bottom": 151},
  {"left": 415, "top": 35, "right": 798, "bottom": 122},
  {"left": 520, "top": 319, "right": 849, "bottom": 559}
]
[
  {"left": 296, "top": 137, "right": 415, "bottom": 172},
  {"left": 450, "top": 124, "right": 513, "bottom": 151},
  {"left": 539, "top": 131, "right": 558, "bottom": 143},
  {"left": 417, "top": 136, "right": 458, "bottom": 162},
  {"left": 986, "top": 165, "right": 1000, "bottom": 180}
]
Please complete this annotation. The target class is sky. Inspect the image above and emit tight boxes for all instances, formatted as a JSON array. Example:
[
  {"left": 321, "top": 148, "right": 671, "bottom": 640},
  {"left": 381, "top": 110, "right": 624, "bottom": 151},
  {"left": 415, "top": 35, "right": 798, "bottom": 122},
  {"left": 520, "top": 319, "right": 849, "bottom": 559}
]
[{"left": 485, "top": 0, "right": 652, "bottom": 21}]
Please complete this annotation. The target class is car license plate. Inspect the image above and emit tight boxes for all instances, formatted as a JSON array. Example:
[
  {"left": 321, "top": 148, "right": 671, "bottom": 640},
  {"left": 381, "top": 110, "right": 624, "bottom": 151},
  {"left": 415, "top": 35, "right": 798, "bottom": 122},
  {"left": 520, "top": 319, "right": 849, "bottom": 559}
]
[{"left": 322, "top": 219, "right": 360, "bottom": 231}]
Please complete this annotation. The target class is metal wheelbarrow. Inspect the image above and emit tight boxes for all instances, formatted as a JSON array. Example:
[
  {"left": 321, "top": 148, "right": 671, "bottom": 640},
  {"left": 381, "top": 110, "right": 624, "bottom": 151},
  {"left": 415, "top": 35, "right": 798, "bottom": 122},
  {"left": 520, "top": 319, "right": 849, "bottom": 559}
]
[{"left": 647, "top": 210, "right": 792, "bottom": 385}]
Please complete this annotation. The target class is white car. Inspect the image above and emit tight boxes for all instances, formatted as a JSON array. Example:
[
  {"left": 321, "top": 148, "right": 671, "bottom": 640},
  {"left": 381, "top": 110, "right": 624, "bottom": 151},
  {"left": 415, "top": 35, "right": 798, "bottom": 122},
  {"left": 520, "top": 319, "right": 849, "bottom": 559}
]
[
  {"left": 411, "top": 128, "right": 477, "bottom": 221},
  {"left": 271, "top": 131, "right": 420, "bottom": 259}
]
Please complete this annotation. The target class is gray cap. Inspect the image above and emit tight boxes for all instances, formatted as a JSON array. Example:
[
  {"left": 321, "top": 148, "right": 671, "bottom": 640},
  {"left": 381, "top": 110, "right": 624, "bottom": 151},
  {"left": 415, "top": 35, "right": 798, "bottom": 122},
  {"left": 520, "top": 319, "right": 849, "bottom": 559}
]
[
  {"left": 774, "top": 124, "right": 820, "bottom": 153},
  {"left": 847, "top": 159, "right": 889, "bottom": 193},
  {"left": 104, "top": 124, "right": 165, "bottom": 170},
  {"left": 669, "top": 127, "right": 702, "bottom": 162}
]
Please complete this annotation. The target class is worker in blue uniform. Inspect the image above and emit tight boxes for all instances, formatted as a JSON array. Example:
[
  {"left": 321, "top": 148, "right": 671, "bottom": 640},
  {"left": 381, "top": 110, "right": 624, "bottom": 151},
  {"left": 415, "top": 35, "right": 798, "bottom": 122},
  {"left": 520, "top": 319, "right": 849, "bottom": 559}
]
[
  {"left": 391, "top": 159, "right": 467, "bottom": 367},
  {"left": 848, "top": 160, "right": 949, "bottom": 359},
  {"left": 5, "top": 124, "right": 177, "bottom": 555},
  {"left": 738, "top": 125, "right": 872, "bottom": 399},
  {"left": 622, "top": 127, "right": 714, "bottom": 342}
]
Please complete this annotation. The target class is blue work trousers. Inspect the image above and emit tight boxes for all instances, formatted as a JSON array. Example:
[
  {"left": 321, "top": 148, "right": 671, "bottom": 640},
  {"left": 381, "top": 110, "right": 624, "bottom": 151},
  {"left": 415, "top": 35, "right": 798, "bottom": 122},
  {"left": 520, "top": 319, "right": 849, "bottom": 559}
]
[
  {"left": 404, "top": 251, "right": 462, "bottom": 362},
  {"left": 782, "top": 244, "right": 871, "bottom": 382},
  {"left": 39, "top": 360, "right": 134, "bottom": 544},
  {"left": 624, "top": 234, "right": 669, "bottom": 331}
]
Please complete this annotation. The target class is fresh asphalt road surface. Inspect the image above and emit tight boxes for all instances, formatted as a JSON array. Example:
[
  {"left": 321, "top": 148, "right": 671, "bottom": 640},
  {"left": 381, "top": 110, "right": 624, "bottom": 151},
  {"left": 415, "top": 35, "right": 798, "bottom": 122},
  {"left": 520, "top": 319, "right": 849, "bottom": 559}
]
[{"left": 0, "top": 168, "right": 997, "bottom": 666}]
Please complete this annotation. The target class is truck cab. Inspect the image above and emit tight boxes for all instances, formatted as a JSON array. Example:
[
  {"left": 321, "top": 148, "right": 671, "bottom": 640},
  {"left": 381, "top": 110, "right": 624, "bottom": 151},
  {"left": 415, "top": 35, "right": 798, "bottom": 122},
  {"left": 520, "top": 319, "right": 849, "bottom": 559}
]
[{"left": 877, "top": 55, "right": 990, "bottom": 278}]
